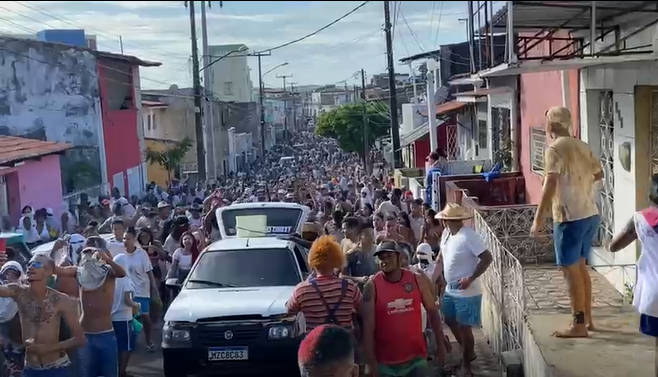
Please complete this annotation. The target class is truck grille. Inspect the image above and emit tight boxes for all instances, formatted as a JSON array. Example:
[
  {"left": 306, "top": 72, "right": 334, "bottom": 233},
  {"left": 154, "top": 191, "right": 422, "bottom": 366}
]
[{"left": 196, "top": 324, "right": 263, "bottom": 346}]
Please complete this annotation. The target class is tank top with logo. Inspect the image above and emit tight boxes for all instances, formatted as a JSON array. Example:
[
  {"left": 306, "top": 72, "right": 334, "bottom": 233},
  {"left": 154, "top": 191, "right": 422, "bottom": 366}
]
[{"left": 372, "top": 269, "right": 427, "bottom": 365}]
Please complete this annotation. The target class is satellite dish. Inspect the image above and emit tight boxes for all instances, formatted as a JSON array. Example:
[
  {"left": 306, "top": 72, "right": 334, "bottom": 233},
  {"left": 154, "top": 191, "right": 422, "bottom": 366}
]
[{"left": 169, "top": 84, "right": 179, "bottom": 92}]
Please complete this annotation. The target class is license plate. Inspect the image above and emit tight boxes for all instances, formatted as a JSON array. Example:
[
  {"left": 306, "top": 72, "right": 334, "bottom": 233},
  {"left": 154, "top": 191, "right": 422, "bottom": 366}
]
[{"left": 208, "top": 347, "right": 249, "bottom": 361}]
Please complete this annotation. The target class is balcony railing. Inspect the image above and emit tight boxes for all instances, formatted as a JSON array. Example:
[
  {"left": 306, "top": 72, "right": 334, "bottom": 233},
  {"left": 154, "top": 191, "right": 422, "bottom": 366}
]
[{"left": 437, "top": 159, "right": 492, "bottom": 175}]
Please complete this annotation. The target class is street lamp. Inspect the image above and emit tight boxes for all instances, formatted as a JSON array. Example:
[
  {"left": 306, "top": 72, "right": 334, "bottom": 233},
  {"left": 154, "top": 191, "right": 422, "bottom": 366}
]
[
  {"left": 200, "top": 45, "right": 249, "bottom": 72},
  {"left": 258, "top": 61, "right": 289, "bottom": 158}
]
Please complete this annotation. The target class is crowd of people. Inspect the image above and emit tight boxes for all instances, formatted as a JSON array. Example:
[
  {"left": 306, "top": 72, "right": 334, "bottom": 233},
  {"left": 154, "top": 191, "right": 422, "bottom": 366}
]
[{"left": 2, "top": 105, "right": 642, "bottom": 377}]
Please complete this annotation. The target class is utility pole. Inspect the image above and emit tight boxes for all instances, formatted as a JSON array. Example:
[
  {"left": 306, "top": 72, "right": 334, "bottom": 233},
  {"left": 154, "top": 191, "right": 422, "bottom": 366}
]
[
  {"left": 258, "top": 55, "right": 266, "bottom": 158},
  {"left": 277, "top": 74, "right": 293, "bottom": 142},
  {"left": 186, "top": 1, "right": 206, "bottom": 182},
  {"left": 289, "top": 82, "right": 297, "bottom": 133},
  {"left": 200, "top": 1, "right": 216, "bottom": 181},
  {"left": 383, "top": 0, "right": 401, "bottom": 167},
  {"left": 426, "top": 59, "right": 438, "bottom": 152},
  {"left": 361, "top": 69, "right": 369, "bottom": 174}
]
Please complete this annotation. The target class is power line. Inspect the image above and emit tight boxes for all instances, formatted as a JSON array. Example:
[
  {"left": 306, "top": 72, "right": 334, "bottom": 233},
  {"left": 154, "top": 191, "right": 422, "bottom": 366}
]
[
  {"left": 433, "top": 1, "right": 445, "bottom": 48},
  {"left": 256, "top": 1, "right": 371, "bottom": 54}
]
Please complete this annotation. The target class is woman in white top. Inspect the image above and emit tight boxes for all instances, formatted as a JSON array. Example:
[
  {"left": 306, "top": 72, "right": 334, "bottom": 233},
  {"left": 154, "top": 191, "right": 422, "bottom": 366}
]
[
  {"left": 166, "top": 232, "right": 200, "bottom": 284},
  {"left": 33, "top": 209, "right": 52, "bottom": 243}
]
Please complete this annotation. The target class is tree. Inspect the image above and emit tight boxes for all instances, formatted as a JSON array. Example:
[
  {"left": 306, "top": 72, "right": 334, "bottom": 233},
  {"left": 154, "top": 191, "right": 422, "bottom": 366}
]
[
  {"left": 144, "top": 137, "right": 194, "bottom": 184},
  {"left": 315, "top": 103, "right": 390, "bottom": 164}
]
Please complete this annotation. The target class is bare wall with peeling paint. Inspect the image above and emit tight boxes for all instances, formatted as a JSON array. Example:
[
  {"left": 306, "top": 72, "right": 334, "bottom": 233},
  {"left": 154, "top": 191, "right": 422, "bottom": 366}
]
[{"left": 0, "top": 37, "right": 103, "bottom": 193}]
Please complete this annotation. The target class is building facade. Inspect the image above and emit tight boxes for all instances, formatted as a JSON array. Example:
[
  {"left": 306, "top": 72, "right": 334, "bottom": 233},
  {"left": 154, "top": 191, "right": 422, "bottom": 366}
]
[{"left": 208, "top": 44, "right": 253, "bottom": 103}]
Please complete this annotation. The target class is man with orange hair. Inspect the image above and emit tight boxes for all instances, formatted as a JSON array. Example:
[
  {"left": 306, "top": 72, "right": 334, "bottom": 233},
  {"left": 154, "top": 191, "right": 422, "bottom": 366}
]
[{"left": 286, "top": 235, "right": 362, "bottom": 332}]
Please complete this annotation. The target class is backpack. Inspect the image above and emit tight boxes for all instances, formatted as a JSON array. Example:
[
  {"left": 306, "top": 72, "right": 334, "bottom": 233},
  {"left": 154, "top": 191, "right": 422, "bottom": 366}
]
[{"left": 309, "top": 279, "right": 348, "bottom": 324}]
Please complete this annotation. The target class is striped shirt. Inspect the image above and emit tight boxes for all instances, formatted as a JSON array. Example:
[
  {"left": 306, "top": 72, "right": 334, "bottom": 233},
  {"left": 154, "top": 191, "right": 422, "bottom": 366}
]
[{"left": 286, "top": 276, "right": 362, "bottom": 331}]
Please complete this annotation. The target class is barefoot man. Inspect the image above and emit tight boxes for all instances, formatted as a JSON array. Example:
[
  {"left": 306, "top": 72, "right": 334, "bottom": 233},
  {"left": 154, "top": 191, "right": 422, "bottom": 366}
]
[
  {"left": 530, "top": 106, "right": 602, "bottom": 338},
  {"left": 0, "top": 254, "right": 86, "bottom": 377},
  {"left": 54, "top": 237, "right": 127, "bottom": 377}
]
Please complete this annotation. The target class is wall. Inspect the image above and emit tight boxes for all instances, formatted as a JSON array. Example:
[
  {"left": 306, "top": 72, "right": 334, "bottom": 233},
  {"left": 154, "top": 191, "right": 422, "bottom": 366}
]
[
  {"left": 445, "top": 174, "right": 526, "bottom": 207},
  {"left": 15, "top": 155, "right": 64, "bottom": 218},
  {"left": 0, "top": 37, "right": 103, "bottom": 194},
  {"left": 224, "top": 102, "right": 259, "bottom": 152},
  {"left": 98, "top": 58, "right": 142, "bottom": 196},
  {"left": 518, "top": 39, "right": 580, "bottom": 204},
  {"left": 145, "top": 138, "right": 171, "bottom": 187},
  {"left": 580, "top": 60, "right": 658, "bottom": 293},
  {"left": 209, "top": 45, "right": 252, "bottom": 103}
]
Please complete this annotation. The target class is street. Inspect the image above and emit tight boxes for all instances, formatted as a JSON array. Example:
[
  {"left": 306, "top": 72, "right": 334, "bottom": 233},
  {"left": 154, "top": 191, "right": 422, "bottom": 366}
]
[{"left": 127, "top": 327, "right": 163, "bottom": 377}]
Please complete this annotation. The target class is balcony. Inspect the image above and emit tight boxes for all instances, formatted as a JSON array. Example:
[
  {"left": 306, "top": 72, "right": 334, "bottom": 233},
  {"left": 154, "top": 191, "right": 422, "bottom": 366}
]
[{"left": 443, "top": 172, "right": 649, "bottom": 376}]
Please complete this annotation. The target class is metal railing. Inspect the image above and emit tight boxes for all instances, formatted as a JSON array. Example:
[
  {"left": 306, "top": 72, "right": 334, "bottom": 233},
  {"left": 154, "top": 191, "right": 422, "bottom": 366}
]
[
  {"left": 62, "top": 183, "right": 109, "bottom": 206},
  {"left": 474, "top": 210, "right": 525, "bottom": 355},
  {"left": 437, "top": 159, "right": 492, "bottom": 175}
]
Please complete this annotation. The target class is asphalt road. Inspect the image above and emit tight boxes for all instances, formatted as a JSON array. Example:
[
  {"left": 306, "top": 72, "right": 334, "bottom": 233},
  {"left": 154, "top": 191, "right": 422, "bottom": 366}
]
[{"left": 126, "top": 326, "right": 164, "bottom": 377}]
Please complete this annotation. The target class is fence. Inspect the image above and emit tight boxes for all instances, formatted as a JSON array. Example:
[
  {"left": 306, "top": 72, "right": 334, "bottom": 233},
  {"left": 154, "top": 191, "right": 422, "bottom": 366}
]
[{"left": 474, "top": 210, "right": 525, "bottom": 355}]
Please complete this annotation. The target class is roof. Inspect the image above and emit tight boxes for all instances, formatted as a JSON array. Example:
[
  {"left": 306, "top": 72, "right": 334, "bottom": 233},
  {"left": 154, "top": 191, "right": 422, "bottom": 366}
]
[
  {"left": 0, "top": 36, "right": 161, "bottom": 67},
  {"left": 454, "top": 87, "right": 512, "bottom": 97},
  {"left": 223, "top": 202, "right": 308, "bottom": 211},
  {"left": 142, "top": 87, "right": 197, "bottom": 98},
  {"left": 419, "top": 100, "right": 468, "bottom": 117},
  {"left": 0, "top": 136, "right": 72, "bottom": 167},
  {"left": 490, "top": 2, "right": 658, "bottom": 31},
  {"left": 95, "top": 50, "right": 161, "bottom": 67},
  {"left": 142, "top": 100, "right": 168, "bottom": 107},
  {"left": 206, "top": 237, "right": 293, "bottom": 252}
]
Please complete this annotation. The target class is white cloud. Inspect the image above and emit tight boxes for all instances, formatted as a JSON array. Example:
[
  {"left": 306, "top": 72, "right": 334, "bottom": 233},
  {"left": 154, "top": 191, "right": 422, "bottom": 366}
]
[{"left": 0, "top": 1, "right": 480, "bottom": 88}]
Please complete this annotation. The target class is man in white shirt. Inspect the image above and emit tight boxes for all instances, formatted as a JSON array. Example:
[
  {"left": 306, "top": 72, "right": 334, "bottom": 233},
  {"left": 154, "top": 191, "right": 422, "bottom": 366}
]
[{"left": 438, "top": 203, "right": 492, "bottom": 377}]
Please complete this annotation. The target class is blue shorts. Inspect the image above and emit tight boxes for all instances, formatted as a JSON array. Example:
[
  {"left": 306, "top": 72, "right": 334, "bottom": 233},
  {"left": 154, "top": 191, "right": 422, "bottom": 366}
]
[
  {"left": 82, "top": 331, "right": 118, "bottom": 377},
  {"left": 640, "top": 314, "right": 658, "bottom": 337},
  {"left": 23, "top": 367, "right": 70, "bottom": 377},
  {"left": 134, "top": 297, "right": 150, "bottom": 315},
  {"left": 553, "top": 215, "right": 600, "bottom": 266},
  {"left": 112, "top": 321, "right": 134, "bottom": 352},
  {"left": 441, "top": 294, "right": 482, "bottom": 327}
]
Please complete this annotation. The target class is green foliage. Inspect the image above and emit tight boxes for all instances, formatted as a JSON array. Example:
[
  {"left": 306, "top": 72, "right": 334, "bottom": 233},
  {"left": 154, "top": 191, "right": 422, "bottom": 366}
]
[
  {"left": 315, "top": 103, "right": 390, "bottom": 158},
  {"left": 144, "top": 137, "right": 193, "bottom": 181}
]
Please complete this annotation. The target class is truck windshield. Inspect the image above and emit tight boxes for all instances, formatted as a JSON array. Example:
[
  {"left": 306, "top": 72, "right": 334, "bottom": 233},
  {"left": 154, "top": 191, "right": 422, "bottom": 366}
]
[{"left": 185, "top": 248, "right": 301, "bottom": 289}]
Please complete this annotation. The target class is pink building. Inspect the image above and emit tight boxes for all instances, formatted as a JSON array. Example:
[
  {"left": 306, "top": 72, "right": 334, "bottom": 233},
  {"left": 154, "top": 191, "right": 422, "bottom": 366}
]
[{"left": 0, "top": 136, "right": 72, "bottom": 221}]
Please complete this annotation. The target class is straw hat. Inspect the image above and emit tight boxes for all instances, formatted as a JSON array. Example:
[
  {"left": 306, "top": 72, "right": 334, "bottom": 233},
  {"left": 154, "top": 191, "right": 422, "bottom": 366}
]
[{"left": 435, "top": 203, "right": 473, "bottom": 220}]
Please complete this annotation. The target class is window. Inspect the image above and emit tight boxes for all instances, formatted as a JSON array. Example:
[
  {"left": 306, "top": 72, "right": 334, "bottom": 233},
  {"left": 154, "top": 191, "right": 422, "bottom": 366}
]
[
  {"left": 530, "top": 127, "right": 547, "bottom": 174},
  {"left": 185, "top": 248, "right": 301, "bottom": 288},
  {"left": 152, "top": 112, "right": 157, "bottom": 130},
  {"left": 478, "top": 119, "right": 488, "bottom": 149},
  {"left": 147, "top": 114, "right": 152, "bottom": 130},
  {"left": 224, "top": 81, "right": 234, "bottom": 96}
]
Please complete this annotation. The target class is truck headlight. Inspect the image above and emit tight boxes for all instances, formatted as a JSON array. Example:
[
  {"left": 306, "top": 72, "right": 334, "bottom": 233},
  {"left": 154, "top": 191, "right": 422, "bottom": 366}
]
[
  {"left": 162, "top": 321, "right": 192, "bottom": 348},
  {"left": 267, "top": 324, "right": 294, "bottom": 340}
]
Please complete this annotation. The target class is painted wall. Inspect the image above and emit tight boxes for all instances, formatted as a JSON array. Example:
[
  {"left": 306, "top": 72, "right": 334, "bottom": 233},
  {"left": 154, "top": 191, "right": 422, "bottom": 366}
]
[
  {"left": 145, "top": 139, "right": 172, "bottom": 187},
  {"left": 15, "top": 155, "right": 64, "bottom": 219},
  {"left": 518, "top": 33, "right": 580, "bottom": 204},
  {"left": 0, "top": 37, "right": 103, "bottom": 194},
  {"left": 97, "top": 58, "right": 143, "bottom": 196}
]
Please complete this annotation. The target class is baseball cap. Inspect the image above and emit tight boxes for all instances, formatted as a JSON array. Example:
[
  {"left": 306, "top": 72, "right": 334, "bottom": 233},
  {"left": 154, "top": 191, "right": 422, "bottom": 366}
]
[{"left": 374, "top": 241, "right": 398, "bottom": 257}]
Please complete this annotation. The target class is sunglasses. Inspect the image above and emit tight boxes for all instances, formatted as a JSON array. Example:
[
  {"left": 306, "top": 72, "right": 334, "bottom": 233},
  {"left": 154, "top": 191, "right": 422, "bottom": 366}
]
[{"left": 28, "top": 261, "right": 43, "bottom": 269}]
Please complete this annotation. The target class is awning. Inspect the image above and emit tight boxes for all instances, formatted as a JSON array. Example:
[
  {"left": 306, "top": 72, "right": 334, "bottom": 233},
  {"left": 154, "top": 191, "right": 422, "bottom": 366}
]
[
  {"left": 479, "top": 53, "right": 658, "bottom": 77},
  {"left": 490, "top": 2, "right": 658, "bottom": 32},
  {"left": 400, "top": 119, "right": 450, "bottom": 147},
  {"left": 418, "top": 100, "right": 468, "bottom": 117},
  {"left": 454, "top": 87, "right": 512, "bottom": 97}
]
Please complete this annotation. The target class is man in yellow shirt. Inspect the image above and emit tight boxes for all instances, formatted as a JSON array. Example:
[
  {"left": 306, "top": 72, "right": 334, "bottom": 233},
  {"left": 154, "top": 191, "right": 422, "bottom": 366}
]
[{"left": 531, "top": 106, "right": 603, "bottom": 338}]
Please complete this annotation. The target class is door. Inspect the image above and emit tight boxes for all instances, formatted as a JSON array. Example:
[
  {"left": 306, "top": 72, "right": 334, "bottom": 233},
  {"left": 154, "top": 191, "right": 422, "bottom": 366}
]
[{"left": 112, "top": 172, "right": 125, "bottom": 196}]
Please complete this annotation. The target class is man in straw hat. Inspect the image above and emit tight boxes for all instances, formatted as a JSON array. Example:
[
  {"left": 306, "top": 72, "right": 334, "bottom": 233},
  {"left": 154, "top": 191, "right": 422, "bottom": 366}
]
[
  {"left": 437, "top": 203, "right": 492, "bottom": 377},
  {"left": 531, "top": 106, "right": 602, "bottom": 338}
]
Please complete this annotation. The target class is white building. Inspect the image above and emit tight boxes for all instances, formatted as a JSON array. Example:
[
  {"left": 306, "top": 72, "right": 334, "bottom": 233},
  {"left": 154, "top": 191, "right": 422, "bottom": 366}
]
[
  {"left": 208, "top": 44, "right": 253, "bottom": 103},
  {"left": 310, "top": 87, "right": 355, "bottom": 117}
]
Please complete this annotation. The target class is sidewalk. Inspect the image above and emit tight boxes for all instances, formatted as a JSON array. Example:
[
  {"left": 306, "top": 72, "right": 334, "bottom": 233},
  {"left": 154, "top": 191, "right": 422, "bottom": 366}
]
[{"left": 428, "top": 328, "right": 501, "bottom": 376}]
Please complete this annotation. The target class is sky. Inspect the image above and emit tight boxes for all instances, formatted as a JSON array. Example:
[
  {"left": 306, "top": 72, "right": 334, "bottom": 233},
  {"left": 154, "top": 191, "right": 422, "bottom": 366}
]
[{"left": 0, "top": 1, "right": 497, "bottom": 90}]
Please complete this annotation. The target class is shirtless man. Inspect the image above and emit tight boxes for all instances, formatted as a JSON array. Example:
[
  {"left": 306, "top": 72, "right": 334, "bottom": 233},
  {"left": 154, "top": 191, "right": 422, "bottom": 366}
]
[
  {"left": 0, "top": 254, "right": 86, "bottom": 377},
  {"left": 54, "top": 240, "right": 127, "bottom": 377},
  {"left": 50, "top": 235, "right": 86, "bottom": 377}
]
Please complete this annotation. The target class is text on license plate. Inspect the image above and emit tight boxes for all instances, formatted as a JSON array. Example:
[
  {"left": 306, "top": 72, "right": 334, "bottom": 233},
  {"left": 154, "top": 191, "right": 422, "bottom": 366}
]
[{"left": 208, "top": 347, "right": 249, "bottom": 361}]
